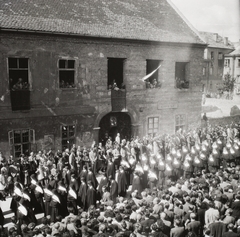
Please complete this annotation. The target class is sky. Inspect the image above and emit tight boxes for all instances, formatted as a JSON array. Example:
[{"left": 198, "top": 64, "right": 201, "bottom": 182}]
[{"left": 171, "top": 0, "right": 240, "bottom": 42}]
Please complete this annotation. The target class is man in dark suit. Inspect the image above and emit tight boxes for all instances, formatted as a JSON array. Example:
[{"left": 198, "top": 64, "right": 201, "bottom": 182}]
[
  {"left": 164, "top": 202, "right": 174, "bottom": 225},
  {"left": 170, "top": 219, "right": 185, "bottom": 237},
  {"left": 223, "top": 223, "right": 240, "bottom": 237},
  {"left": 231, "top": 195, "right": 240, "bottom": 220},
  {"left": 78, "top": 177, "right": 87, "bottom": 210},
  {"left": 174, "top": 202, "right": 185, "bottom": 221},
  {"left": 186, "top": 213, "right": 201, "bottom": 237},
  {"left": 209, "top": 214, "right": 227, "bottom": 237},
  {"left": 86, "top": 181, "right": 97, "bottom": 209},
  {"left": 140, "top": 209, "right": 155, "bottom": 233}
]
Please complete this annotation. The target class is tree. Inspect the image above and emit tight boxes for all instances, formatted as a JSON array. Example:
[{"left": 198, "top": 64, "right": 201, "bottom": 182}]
[{"left": 222, "top": 73, "right": 236, "bottom": 93}]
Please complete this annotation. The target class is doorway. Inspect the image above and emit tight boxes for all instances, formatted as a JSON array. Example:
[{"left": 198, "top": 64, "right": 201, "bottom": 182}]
[{"left": 98, "top": 112, "right": 131, "bottom": 145}]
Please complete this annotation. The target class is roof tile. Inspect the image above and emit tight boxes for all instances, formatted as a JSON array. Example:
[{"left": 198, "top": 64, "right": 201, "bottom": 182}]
[
  {"left": 199, "top": 31, "right": 234, "bottom": 50},
  {"left": 0, "top": 0, "right": 205, "bottom": 44}
]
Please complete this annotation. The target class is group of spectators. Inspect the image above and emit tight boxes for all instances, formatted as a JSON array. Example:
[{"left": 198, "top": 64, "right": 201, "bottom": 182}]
[
  {"left": 11, "top": 78, "right": 29, "bottom": 91},
  {"left": 0, "top": 123, "right": 240, "bottom": 236},
  {"left": 59, "top": 80, "right": 76, "bottom": 89},
  {"left": 145, "top": 79, "right": 162, "bottom": 89},
  {"left": 175, "top": 77, "right": 189, "bottom": 89}
]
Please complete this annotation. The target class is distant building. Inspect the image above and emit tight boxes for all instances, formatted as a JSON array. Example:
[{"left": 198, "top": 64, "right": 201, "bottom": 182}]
[
  {"left": 0, "top": 0, "right": 206, "bottom": 157},
  {"left": 224, "top": 41, "right": 240, "bottom": 94},
  {"left": 200, "top": 32, "right": 234, "bottom": 94}
]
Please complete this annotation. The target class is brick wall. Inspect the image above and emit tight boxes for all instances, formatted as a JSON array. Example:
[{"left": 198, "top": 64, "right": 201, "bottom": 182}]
[{"left": 0, "top": 32, "right": 205, "bottom": 154}]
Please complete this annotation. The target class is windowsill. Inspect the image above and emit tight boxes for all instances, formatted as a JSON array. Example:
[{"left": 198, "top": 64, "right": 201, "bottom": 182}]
[
  {"left": 60, "top": 88, "right": 78, "bottom": 91},
  {"left": 12, "top": 109, "right": 30, "bottom": 113},
  {"left": 108, "top": 88, "right": 126, "bottom": 91},
  {"left": 176, "top": 87, "right": 189, "bottom": 91},
  {"left": 145, "top": 87, "right": 162, "bottom": 90},
  {"left": 11, "top": 89, "right": 31, "bottom": 92}
]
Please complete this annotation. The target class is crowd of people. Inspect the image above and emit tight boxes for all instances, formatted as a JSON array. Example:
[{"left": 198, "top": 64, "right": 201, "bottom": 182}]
[{"left": 0, "top": 123, "right": 240, "bottom": 236}]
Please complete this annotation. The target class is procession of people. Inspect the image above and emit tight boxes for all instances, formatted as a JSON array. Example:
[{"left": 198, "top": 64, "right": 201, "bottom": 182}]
[{"left": 0, "top": 123, "right": 240, "bottom": 236}]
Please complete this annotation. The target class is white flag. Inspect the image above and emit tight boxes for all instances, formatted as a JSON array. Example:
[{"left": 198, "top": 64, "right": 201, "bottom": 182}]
[{"left": 140, "top": 64, "right": 161, "bottom": 82}]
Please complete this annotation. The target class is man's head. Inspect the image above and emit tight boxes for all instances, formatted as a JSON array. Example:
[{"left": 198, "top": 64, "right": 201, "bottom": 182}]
[
  {"left": 190, "top": 212, "right": 196, "bottom": 220},
  {"left": 228, "top": 223, "right": 234, "bottom": 231}
]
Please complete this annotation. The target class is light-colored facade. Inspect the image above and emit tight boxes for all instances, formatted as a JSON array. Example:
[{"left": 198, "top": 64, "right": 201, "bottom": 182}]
[
  {"left": 200, "top": 32, "right": 234, "bottom": 94},
  {"left": 224, "top": 41, "right": 240, "bottom": 94}
]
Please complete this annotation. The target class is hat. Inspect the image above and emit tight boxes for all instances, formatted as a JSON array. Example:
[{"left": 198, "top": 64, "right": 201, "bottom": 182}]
[
  {"left": 97, "top": 216, "right": 104, "bottom": 222},
  {"left": 28, "top": 222, "right": 36, "bottom": 230},
  {"left": 21, "top": 224, "right": 28, "bottom": 231},
  {"left": 81, "top": 212, "right": 88, "bottom": 218},
  {"left": 123, "top": 214, "right": 130, "bottom": 220}
]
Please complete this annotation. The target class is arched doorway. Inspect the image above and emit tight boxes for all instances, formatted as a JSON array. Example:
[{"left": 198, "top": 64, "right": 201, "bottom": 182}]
[{"left": 99, "top": 112, "right": 131, "bottom": 145}]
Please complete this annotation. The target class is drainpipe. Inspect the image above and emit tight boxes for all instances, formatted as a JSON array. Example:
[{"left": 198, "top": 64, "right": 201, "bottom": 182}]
[{"left": 232, "top": 56, "right": 236, "bottom": 78}]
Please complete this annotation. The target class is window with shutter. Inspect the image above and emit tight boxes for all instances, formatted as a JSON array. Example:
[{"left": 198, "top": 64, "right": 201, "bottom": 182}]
[
  {"left": 8, "top": 129, "right": 35, "bottom": 157},
  {"left": 175, "top": 115, "right": 186, "bottom": 132}
]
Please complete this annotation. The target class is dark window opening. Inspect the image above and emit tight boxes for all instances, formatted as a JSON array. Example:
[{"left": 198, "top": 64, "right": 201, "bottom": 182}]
[
  {"left": 108, "top": 58, "right": 125, "bottom": 90},
  {"left": 145, "top": 60, "right": 161, "bottom": 89},
  {"left": 8, "top": 58, "right": 30, "bottom": 111},
  {"left": 175, "top": 62, "right": 189, "bottom": 89},
  {"left": 8, "top": 58, "right": 29, "bottom": 91},
  {"left": 211, "top": 52, "right": 214, "bottom": 60},
  {"left": 61, "top": 125, "right": 76, "bottom": 150},
  {"left": 59, "top": 59, "right": 76, "bottom": 88},
  {"left": 8, "top": 129, "right": 35, "bottom": 158},
  {"left": 218, "top": 52, "right": 223, "bottom": 60},
  {"left": 225, "top": 59, "right": 230, "bottom": 67}
]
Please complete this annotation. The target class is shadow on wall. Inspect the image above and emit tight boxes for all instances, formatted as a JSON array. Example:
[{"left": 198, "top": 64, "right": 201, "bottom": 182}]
[
  {"left": 202, "top": 105, "right": 220, "bottom": 113},
  {"left": 205, "top": 114, "right": 240, "bottom": 127}
]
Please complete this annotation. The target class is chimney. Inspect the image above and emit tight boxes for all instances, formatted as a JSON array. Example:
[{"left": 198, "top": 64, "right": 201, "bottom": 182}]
[
  {"left": 223, "top": 37, "right": 228, "bottom": 46},
  {"left": 204, "top": 36, "right": 209, "bottom": 44},
  {"left": 213, "top": 33, "right": 218, "bottom": 42}
]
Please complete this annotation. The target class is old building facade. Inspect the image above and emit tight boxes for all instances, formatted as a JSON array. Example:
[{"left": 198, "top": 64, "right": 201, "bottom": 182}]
[
  {"left": 0, "top": 0, "right": 206, "bottom": 157},
  {"left": 224, "top": 41, "right": 240, "bottom": 94},
  {"left": 200, "top": 32, "right": 234, "bottom": 94}
]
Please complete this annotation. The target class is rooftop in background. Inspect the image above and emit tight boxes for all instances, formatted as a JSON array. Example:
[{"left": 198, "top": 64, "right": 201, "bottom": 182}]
[
  {"left": 226, "top": 45, "right": 240, "bottom": 57},
  {"left": 226, "top": 40, "right": 240, "bottom": 56},
  {"left": 199, "top": 31, "right": 235, "bottom": 50},
  {"left": 232, "top": 41, "right": 240, "bottom": 48},
  {"left": 0, "top": 0, "right": 205, "bottom": 45}
]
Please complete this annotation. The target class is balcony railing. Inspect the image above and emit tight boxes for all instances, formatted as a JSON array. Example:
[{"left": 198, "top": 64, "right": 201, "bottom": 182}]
[
  {"left": 111, "top": 89, "right": 126, "bottom": 112},
  {"left": 10, "top": 90, "right": 30, "bottom": 111}
]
